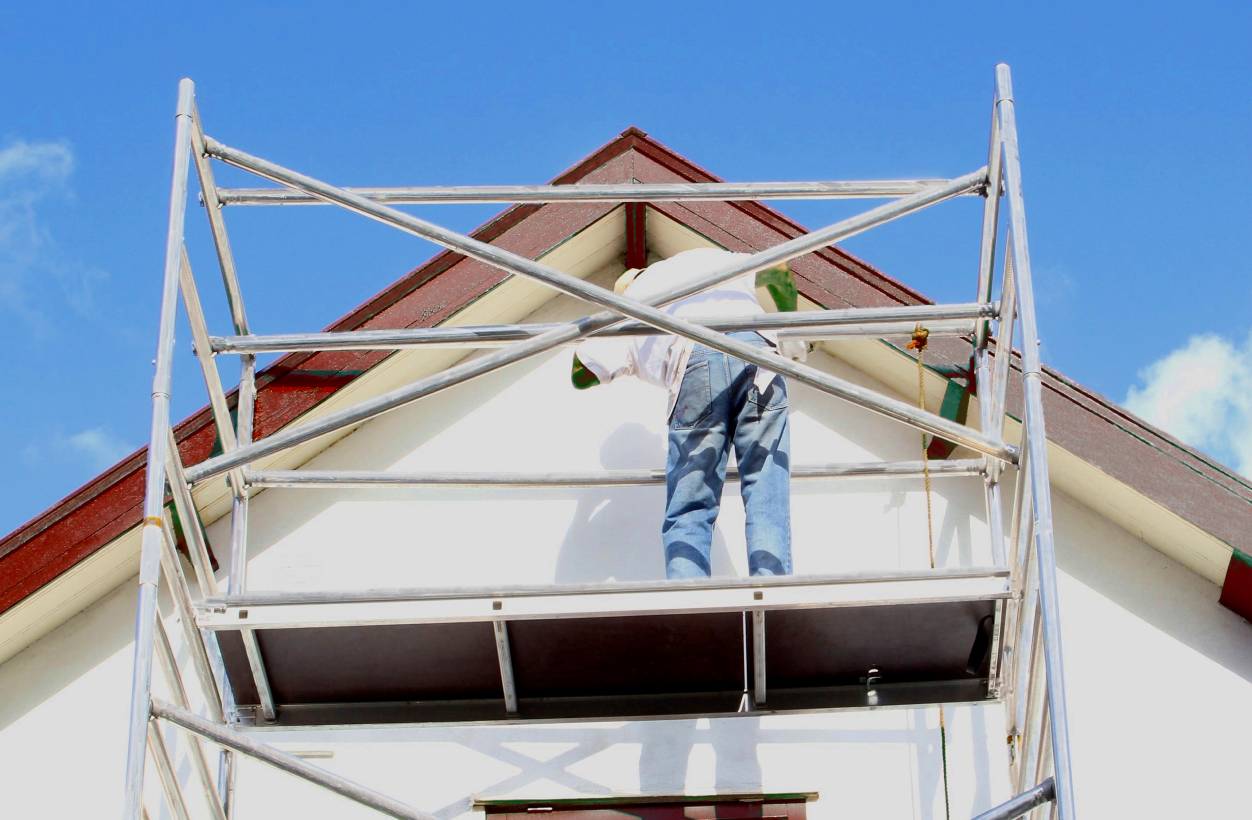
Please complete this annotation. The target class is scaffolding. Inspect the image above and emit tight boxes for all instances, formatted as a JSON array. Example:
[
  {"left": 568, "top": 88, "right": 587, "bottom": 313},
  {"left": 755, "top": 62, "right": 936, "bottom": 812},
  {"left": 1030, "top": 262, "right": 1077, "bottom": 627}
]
[{"left": 122, "top": 64, "right": 1074, "bottom": 820}]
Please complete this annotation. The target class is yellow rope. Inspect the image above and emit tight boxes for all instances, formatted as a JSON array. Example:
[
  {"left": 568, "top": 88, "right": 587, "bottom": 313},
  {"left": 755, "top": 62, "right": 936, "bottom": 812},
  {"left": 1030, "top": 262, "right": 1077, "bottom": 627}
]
[
  {"left": 910, "top": 326, "right": 937, "bottom": 570},
  {"left": 909, "top": 323, "right": 950, "bottom": 820}
]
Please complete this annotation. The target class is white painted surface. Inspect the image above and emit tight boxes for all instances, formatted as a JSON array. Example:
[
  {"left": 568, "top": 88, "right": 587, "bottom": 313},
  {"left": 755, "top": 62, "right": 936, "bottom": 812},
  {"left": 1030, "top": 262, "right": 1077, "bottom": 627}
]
[
  {"left": 219, "top": 290, "right": 993, "bottom": 595},
  {"left": 1, "top": 291, "right": 1248, "bottom": 818}
]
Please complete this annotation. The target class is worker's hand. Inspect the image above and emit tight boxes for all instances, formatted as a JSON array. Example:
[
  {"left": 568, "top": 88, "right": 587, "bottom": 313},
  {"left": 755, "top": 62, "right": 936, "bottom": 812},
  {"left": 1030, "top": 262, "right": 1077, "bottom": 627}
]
[
  {"left": 571, "top": 354, "right": 600, "bottom": 389},
  {"left": 756, "top": 264, "right": 798, "bottom": 313},
  {"left": 778, "top": 338, "right": 808, "bottom": 362}
]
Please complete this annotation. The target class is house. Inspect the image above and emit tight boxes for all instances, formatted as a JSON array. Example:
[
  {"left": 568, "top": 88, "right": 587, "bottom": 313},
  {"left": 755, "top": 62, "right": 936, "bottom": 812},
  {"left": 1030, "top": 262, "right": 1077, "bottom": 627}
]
[{"left": 1, "top": 117, "right": 1249, "bottom": 819}]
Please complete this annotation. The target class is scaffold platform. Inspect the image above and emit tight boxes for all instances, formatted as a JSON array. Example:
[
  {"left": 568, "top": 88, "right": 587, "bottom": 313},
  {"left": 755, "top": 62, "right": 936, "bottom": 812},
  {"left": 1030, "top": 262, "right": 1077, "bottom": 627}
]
[{"left": 207, "top": 569, "right": 1005, "bottom": 725}]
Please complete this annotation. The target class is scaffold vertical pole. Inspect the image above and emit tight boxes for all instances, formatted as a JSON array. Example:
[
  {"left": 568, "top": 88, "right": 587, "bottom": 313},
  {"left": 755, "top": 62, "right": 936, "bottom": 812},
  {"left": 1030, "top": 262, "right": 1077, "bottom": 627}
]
[
  {"left": 122, "top": 76, "right": 195, "bottom": 820},
  {"left": 974, "top": 70, "right": 1008, "bottom": 694},
  {"left": 996, "top": 62, "right": 1076, "bottom": 819}
]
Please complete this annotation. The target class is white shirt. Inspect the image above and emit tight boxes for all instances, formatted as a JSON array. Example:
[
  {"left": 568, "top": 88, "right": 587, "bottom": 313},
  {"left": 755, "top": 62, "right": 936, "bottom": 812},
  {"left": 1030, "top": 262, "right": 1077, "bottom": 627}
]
[{"left": 575, "top": 248, "right": 791, "bottom": 417}]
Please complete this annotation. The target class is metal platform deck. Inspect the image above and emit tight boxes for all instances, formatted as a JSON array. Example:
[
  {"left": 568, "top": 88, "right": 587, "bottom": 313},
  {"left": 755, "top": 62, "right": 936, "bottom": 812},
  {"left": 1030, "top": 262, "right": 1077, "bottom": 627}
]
[{"left": 203, "top": 568, "right": 1007, "bottom": 725}]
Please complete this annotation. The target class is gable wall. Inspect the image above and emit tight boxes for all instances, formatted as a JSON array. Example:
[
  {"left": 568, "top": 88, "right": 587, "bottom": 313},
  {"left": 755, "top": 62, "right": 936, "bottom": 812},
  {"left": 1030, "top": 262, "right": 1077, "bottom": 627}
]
[
  {"left": 217, "top": 275, "right": 993, "bottom": 595},
  {"left": 3, "top": 283, "right": 1247, "bottom": 817}
]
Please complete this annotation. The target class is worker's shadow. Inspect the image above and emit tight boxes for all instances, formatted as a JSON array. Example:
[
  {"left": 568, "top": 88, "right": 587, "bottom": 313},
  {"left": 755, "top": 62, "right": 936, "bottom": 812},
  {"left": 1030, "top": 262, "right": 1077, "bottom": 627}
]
[
  {"left": 638, "top": 713, "right": 764, "bottom": 796},
  {"left": 554, "top": 421, "right": 733, "bottom": 583}
]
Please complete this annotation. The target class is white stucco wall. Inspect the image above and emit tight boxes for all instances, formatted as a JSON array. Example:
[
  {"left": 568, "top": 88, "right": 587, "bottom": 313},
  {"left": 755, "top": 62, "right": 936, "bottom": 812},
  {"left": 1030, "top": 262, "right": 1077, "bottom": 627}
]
[{"left": 1, "top": 292, "right": 1248, "bottom": 818}]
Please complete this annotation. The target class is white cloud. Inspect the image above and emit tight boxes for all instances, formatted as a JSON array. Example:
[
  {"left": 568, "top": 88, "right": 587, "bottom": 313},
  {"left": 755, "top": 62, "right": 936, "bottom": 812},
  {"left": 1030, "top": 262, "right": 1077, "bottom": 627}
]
[
  {"left": 0, "top": 138, "right": 108, "bottom": 329},
  {"left": 22, "top": 426, "right": 134, "bottom": 471},
  {"left": 0, "top": 140, "right": 73, "bottom": 182},
  {"left": 1124, "top": 332, "right": 1252, "bottom": 477},
  {"left": 58, "top": 427, "right": 133, "bottom": 470}
]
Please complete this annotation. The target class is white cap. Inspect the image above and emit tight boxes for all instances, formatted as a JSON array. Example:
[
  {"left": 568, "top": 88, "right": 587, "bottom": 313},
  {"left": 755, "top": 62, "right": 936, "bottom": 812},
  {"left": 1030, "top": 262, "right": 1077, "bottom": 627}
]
[{"left": 613, "top": 267, "right": 643, "bottom": 295}]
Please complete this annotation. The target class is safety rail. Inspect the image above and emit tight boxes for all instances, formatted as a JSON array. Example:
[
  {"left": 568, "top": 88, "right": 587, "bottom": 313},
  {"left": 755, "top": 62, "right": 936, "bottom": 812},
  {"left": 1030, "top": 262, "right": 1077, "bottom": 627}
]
[{"left": 122, "top": 63, "right": 1072, "bottom": 819}]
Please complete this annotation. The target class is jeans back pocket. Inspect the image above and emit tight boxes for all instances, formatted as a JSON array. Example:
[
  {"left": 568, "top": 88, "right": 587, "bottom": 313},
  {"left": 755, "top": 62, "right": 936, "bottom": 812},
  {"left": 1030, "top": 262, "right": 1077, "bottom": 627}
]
[
  {"left": 748, "top": 373, "right": 788, "bottom": 412},
  {"left": 670, "top": 359, "right": 714, "bottom": 429}
]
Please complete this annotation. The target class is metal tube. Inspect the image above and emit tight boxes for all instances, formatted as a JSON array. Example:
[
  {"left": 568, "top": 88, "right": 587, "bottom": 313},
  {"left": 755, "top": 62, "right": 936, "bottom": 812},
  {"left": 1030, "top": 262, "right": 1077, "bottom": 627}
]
[
  {"left": 990, "top": 241, "right": 1019, "bottom": 445},
  {"left": 998, "top": 62, "right": 1076, "bottom": 820},
  {"left": 1010, "top": 506, "right": 1038, "bottom": 753},
  {"left": 1008, "top": 448, "right": 1032, "bottom": 589},
  {"left": 190, "top": 101, "right": 250, "bottom": 334},
  {"left": 977, "top": 357, "right": 1008, "bottom": 569},
  {"left": 246, "top": 458, "right": 984, "bottom": 489},
  {"left": 148, "top": 722, "right": 193, "bottom": 820},
  {"left": 752, "top": 611, "right": 767, "bottom": 705},
  {"left": 151, "top": 699, "right": 436, "bottom": 820},
  {"left": 209, "top": 564, "right": 1009, "bottom": 609},
  {"left": 782, "top": 320, "right": 974, "bottom": 341},
  {"left": 155, "top": 619, "right": 229, "bottom": 820},
  {"left": 984, "top": 478, "right": 1008, "bottom": 590},
  {"left": 1005, "top": 461, "right": 1033, "bottom": 746},
  {"left": 977, "top": 351, "right": 1009, "bottom": 695},
  {"left": 1023, "top": 692, "right": 1050, "bottom": 798},
  {"left": 200, "top": 574, "right": 1009, "bottom": 632},
  {"left": 209, "top": 305, "right": 990, "bottom": 354},
  {"left": 190, "top": 101, "right": 253, "bottom": 738},
  {"left": 972, "top": 71, "right": 1007, "bottom": 556},
  {"left": 492, "top": 621, "right": 519, "bottom": 714},
  {"left": 1006, "top": 458, "right": 1038, "bottom": 728},
  {"left": 216, "top": 178, "right": 972, "bottom": 206},
  {"left": 154, "top": 617, "right": 192, "bottom": 718},
  {"left": 177, "top": 246, "right": 251, "bottom": 497},
  {"left": 158, "top": 515, "right": 224, "bottom": 722},
  {"left": 218, "top": 751, "right": 236, "bottom": 819},
  {"left": 123, "top": 77, "right": 194, "bottom": 820},
  {"left": 178, "top": 247, "right": 237, "bottom": 452},
  {"left": 1035, "top": 704, "right": 1054, "bottom": 803},
  {"left": 227, "top": 355, "right": 256, "bottom": 598},
  {"left": 974, "top": 102, "right": 1004, "bottom": 350},
  {"left": 164, "top": 428, "right": 219, "bottom": 597},
  {"left": 187, "top": 144, "right": 1002, "bottom": 483},
  {"left": 1000, "top": 454, "right": 1030, "bottom": 708},
  {"left": 1016, "top": 600, "right": 1044, "bottom": 794},
  {"left": 972, "top": 778, "right": 1055, "bottom": 820},
  {"left": 228, "top": 353, "right": 278, "bottom": 721},
  {"left": 190, "top": 105, "right": 257, "bottom": 742}
]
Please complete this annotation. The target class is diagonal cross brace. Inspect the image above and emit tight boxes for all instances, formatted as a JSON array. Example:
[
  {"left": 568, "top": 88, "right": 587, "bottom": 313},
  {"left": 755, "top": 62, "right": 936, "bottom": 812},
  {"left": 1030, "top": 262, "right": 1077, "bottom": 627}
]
[
  {"left": 185, "top": 139, "right": 1008, "bottom": 484},
  {"left": 152, "top": 699, "right": 433, "bottom": 820}
]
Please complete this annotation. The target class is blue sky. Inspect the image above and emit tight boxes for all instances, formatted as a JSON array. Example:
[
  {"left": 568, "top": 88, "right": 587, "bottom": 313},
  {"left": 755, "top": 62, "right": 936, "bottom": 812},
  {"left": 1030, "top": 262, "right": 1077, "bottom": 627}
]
[{"left": 1, "top": 1, "right": 1249, "bottom": 533}]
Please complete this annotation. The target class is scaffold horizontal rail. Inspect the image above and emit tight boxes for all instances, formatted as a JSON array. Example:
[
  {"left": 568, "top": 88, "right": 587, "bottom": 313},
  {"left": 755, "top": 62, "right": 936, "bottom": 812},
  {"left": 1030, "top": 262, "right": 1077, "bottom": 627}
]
[
  {"left": 198, "top": 566, "right": 1010, "bottom": 630},
  {"left": 183, "top": 146, "right": 1007, "bottom": 483},
  {"left": 247, "top": 459, "right": 984, "bottom": 489},
  {"left": 215, "top": 177, "right": 978, "bottom": 206},
  {"left": 209, "top": 304, "right": 991, "bottom": 354}
]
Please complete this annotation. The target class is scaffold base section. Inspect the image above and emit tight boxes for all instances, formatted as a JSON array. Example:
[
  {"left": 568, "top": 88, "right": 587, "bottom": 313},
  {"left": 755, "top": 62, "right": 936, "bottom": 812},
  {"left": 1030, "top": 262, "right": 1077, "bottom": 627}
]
[{"left": 215, "top": 589, "right": 998, "bottom": 726}]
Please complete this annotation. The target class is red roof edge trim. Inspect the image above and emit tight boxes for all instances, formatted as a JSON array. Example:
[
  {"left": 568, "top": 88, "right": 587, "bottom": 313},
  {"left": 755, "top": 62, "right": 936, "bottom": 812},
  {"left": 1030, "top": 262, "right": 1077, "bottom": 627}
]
[{"left": 1219, "top": 551, "right": 1252, "bottom": 621}]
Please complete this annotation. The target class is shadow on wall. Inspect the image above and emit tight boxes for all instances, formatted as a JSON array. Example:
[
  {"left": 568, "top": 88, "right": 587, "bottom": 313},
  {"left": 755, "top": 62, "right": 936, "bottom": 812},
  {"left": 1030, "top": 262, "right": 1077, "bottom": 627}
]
[
  {"left": 553, "top": 422, "right": 733, "bottom": 583},
  {"left": 638, "top": 716, "right": 763, "bottom": 796},
  {"left": 403, "top": 715, "right": 955, "bottom": 820},
  {"left": 229, "top": 345, "right": 991, "bottom": 588}
]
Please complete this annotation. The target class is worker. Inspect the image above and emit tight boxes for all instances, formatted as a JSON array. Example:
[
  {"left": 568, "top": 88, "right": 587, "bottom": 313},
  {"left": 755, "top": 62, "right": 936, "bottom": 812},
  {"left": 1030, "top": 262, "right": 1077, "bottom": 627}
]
[{"left": 570, "top": 247, "right": 803, "bottom": 579}]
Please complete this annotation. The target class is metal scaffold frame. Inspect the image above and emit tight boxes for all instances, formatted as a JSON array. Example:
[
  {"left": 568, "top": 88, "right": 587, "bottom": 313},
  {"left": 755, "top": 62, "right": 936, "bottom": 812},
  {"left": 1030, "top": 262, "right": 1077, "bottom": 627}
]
[{"left": 122, "top": 64, "right": 1075, "bottom": 820}]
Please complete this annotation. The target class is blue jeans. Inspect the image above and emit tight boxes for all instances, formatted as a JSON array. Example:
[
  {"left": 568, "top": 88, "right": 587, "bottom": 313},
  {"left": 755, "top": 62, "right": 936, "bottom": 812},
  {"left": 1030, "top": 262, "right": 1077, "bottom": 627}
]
[{"left": 663, "top": 331, "right": 792, "bottom": 579}]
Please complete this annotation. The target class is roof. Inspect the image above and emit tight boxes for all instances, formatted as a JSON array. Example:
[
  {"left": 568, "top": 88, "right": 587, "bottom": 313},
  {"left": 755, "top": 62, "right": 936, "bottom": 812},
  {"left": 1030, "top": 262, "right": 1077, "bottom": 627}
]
[{"left": 3, "top": 126, "right": 1250, "bottom": 636}]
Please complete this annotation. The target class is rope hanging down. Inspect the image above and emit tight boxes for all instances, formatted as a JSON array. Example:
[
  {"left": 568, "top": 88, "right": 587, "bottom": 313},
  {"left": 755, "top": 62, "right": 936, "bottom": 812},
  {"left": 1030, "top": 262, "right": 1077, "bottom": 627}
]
[{"left": 907, "top": 323, "right": 952, "bottom": 820}]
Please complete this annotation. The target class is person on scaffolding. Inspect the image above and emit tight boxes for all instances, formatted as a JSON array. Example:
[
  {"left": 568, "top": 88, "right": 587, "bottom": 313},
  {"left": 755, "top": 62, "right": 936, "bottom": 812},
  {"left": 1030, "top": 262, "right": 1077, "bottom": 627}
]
[{"left": 570, "top": 247, "right": 804, "bottom": 580}]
